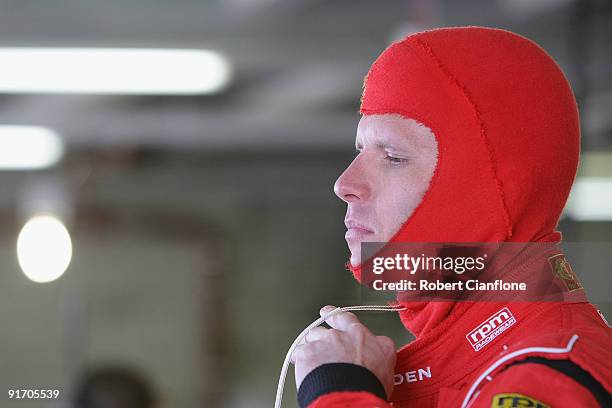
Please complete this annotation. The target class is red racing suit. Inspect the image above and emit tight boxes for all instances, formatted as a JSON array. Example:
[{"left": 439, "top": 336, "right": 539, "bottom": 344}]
[{"left": 298, "top": 299, "right": 612, "bottom": 407}]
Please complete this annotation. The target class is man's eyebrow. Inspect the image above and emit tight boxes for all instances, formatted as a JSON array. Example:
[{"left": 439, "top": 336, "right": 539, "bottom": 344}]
[
  {"left": 355, "top": 140, "right": 398, "bottom": 150},
  {"left": 375, "top": 141, "right": 393, "bottom": 149},
  {"left": 355, "top": 138, "right": 407, "bottom": 150}
]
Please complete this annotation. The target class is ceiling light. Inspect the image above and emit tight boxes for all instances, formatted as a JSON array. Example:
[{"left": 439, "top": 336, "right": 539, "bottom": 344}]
[
  {"left": 564, "top": 177, "right": 612, "bottom": 221},
  {"left": 0, "top": 126, "right": 64, "bottom": 170},
  {"left": 0, "top": 48, "right": 232, "bottom": 94}
]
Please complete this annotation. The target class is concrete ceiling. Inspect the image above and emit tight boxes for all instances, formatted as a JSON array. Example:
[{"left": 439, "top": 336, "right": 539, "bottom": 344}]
[{"left": 0, "top": 0, "right": 609, "bottom": 150}]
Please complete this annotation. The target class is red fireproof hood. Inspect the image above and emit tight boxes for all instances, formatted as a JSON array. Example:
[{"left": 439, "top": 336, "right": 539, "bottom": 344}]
[{"left": 349, "top": 26, "right": 580, "bottom": 281}]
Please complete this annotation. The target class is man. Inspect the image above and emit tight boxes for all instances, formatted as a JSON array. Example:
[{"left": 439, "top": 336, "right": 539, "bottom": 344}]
[
  {"left": 291, "top": 27, "right": 612, "bottom": 407},
  {"left": 74, "top": 365, "right": 157, "bottom": 408}
]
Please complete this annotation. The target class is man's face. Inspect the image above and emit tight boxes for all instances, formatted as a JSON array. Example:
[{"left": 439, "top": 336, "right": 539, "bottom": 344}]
[{"left": 334, "top": 114, "right": 438, "bottom": 266}]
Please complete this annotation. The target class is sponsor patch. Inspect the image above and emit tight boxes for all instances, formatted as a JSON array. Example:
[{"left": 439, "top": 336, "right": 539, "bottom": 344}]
[
  {"left": 466, "top": 307, "right": 516, "bottom": 352},
  {"left": 394, "top": 366, "right": 432, "bottom": 386},
  {"left": 491, "top": 393, "right": 549, "bottom": 408},
  {"left": 548, "top": 254, "right": 582, "bottom": 292}
]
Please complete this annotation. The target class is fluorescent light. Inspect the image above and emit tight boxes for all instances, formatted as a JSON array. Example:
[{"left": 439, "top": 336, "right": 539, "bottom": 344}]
[
  {"left": 0, "top": 126, "right": 64, "bottom": 169},
  {"left": 0, "top": 48, "right": 232, "bottom": 94},
  {"left": 17, "top": 214, "right": 73, "bottom": 283},
  {"left": 564, "top": 177, "right": 612, "bottom": 221}
]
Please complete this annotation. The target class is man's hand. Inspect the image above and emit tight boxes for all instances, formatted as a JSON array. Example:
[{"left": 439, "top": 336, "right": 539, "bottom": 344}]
[{"left": 291, "top": 305, "right": 397, "bottom": 398}]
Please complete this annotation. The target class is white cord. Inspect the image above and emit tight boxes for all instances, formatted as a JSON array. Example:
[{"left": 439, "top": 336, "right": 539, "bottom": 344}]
[{"left": 274, "top": 304, "right": 407, "bottom": 408}]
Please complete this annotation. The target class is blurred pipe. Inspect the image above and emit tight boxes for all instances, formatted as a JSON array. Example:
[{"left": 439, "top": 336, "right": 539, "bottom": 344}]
[
  {"left": 498, "top": 0, "right": 574, "bottom": 17},
  {"left": 567, "top": 0, "right": 594, "bottom": 148},
  {"left": 61, "top": 269, "right": 91, "bottom": 386},
  {"left": 200, "top": 238, "right": 229, "bottom": 408}
]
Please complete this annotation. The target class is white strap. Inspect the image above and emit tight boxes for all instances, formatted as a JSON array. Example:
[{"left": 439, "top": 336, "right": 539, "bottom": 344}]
[{"left": 274, "top": 304, "right": 406, "bottom": 408}]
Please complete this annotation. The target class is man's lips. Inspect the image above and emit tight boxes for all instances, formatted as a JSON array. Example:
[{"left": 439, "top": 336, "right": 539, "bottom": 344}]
[{"left": 344, "top": 219, "right": 374, "bottom": 238}]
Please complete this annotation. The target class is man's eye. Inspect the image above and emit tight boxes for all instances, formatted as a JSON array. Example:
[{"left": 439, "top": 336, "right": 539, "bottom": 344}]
[{"left": 385, "top": 155, "right": 408, "bottom": 164}]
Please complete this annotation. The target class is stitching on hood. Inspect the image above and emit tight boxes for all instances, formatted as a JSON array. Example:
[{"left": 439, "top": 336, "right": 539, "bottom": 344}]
[{"left": 412, "top": 37, "right": 514, "bottom": 240}]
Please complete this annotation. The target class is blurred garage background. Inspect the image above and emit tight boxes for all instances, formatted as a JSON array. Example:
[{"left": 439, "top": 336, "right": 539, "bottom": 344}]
[{"left": 0, "top": 0, "right": 610, "bottom": 407}]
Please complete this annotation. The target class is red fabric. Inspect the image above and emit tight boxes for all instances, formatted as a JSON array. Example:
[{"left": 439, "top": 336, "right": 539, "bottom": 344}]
[
  {"left": 359, "top": 26, "right": 579, "bottom": 245},
  {"left": 309, "top": 302, "right": 612, "bottom": 407},
  {"left": 311, "top": 27, "right": 612, "bottom": 407},
  {"left": 349, "top": 26, "right": 580, "bottom": 336},
  {"left": 350, "top": 26, "right": 580, "bottom": 339},
  {"left": 309, "top": 391, "right": 388, "bottom": 408},
  {"left": 471, "top": 363, "right": 599, "bottom": 407},
  {"left": 350, "top": 24, "right": 579, "bottom": 275}
]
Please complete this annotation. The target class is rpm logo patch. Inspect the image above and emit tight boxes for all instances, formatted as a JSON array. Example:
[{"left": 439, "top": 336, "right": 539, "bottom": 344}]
[
  {"left": 548, "top": 254, "right": 582, "bottom": 292},
  {"left": 466, "top": 307, "right": 516, "bottom": 351},
  {"left": 491, "top": 393, "right": 549, "bottom": 408}
]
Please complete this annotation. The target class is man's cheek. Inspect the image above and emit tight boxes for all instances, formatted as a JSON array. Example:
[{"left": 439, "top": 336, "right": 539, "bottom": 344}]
[{"left": 379, "top": 212, "right": 404, "bottom": 242}]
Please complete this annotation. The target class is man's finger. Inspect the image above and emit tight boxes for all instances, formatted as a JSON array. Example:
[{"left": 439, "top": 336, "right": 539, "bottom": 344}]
[
  {"left": 291, "top": 343, "right": 307, "bottom": 364},
  {"left": 320, "top": 305, "right": 361, "bottom": 331},
  {"left": 376, "top": 335, "right": 396, "bottom": 355},
  {"left": 304, "top": 326, "right": 328, "bottom": 344},
  {"left": 291, "top": 339, "right": 323, "bottom": 365}
]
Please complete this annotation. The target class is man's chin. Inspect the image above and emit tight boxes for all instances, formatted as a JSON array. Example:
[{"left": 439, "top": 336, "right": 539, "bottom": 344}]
[
  {"left": 347, "top": 240, "right": 364, "bottom": 267},
  {"left": 349, "top": 253, "right": 360, "bottom": 268}
]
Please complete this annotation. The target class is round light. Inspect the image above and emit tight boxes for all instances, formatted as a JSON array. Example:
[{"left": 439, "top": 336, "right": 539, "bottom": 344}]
[{"left": 17, "top": 214, "right": 73, "bottom": 283}]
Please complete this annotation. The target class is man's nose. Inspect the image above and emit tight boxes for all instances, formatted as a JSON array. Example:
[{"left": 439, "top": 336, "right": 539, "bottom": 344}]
[{"left": 333, "top": 157, "right": 369, "bottom": 203}]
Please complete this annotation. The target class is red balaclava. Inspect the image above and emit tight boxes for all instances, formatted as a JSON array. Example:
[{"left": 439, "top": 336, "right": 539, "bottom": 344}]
[{"left": 349, "top": 26, "right": 580, "bottom": 336}]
